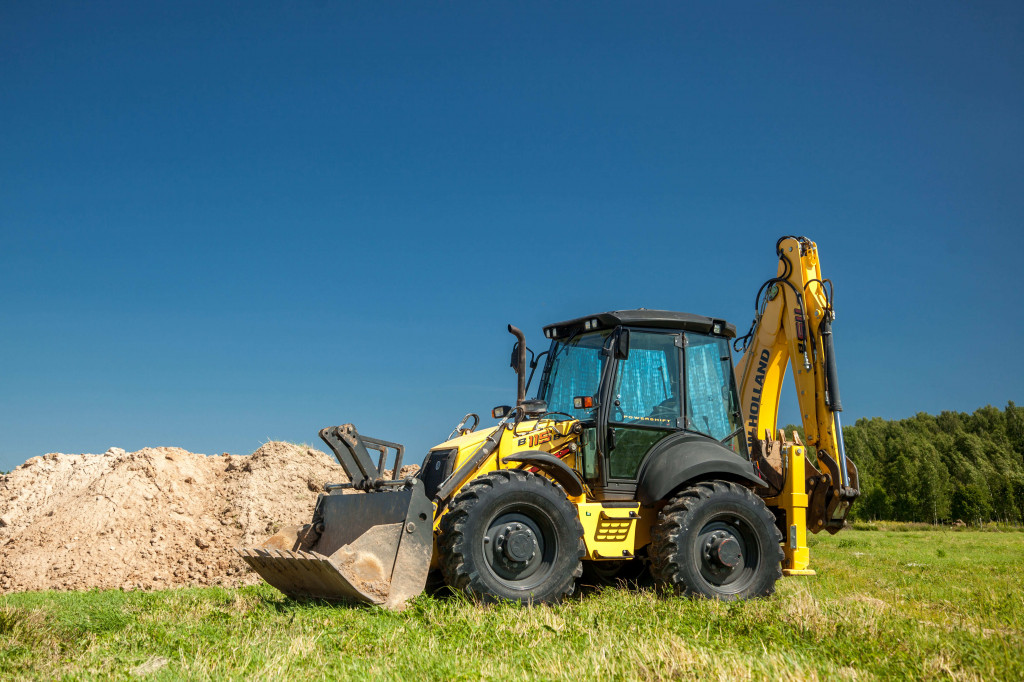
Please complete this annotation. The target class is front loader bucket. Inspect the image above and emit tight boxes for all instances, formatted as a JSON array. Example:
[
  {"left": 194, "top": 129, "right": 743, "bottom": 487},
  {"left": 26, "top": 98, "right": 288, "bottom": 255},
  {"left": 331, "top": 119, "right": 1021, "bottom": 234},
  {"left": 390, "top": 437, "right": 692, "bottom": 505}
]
[{"left": 236, "top": 482, "right": 434, "bottom": 610}]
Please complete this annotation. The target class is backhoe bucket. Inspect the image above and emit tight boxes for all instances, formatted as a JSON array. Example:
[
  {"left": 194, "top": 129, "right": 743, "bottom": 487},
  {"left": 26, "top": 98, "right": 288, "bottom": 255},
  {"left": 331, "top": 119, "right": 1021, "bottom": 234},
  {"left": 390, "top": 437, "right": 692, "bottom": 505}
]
[{"left": 236, "top": 482, "right": 434, "bottom": 610}]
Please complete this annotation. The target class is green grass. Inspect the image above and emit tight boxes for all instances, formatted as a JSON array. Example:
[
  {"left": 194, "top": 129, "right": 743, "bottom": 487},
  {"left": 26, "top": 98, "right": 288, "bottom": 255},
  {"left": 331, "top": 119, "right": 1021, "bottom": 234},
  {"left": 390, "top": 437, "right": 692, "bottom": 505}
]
[{"left": 2, "top": 527, "right": 1022, "bottom": 680}]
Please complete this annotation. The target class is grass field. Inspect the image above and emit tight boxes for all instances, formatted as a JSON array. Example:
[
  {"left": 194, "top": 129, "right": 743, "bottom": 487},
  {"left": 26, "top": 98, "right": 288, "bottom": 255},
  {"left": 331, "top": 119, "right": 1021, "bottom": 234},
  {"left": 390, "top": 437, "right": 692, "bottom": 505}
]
[{"left": 2, "top": 526, "right": 1022, "bottom": 680}]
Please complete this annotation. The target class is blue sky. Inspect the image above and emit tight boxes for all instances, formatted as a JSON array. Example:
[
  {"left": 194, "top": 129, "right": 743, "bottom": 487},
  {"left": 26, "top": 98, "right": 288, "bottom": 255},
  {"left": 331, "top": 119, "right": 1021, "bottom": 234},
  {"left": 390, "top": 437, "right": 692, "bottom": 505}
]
[{"left": 2, "top": 2, "right": 1022, "bottom": 471}]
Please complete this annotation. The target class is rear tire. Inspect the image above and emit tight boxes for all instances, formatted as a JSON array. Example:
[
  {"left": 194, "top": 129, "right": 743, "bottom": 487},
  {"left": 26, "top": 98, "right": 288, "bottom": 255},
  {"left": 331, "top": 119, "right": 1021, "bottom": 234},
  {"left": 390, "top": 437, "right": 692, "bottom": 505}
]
[
  {"left": 651, "top": 481, "right": 783, "bottom": 600},
  {"left": 438, "top": 470, "right": 585, "bottom": 604}
]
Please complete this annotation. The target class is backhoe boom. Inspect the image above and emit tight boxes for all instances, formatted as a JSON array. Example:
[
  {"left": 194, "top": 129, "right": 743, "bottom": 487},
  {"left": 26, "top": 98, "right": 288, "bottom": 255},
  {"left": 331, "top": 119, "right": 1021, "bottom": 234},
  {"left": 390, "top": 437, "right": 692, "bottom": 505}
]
[{"left": 734, "top": 236, "right": 860, "bottom": 558}]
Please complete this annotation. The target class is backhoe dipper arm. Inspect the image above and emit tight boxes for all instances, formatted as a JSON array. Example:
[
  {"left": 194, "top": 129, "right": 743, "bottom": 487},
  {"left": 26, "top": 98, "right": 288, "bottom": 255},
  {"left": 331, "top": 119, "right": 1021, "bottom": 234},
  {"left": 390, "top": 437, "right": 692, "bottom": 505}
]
[{"left": 734, "top": 236, "right": 860, "bottom": 535}]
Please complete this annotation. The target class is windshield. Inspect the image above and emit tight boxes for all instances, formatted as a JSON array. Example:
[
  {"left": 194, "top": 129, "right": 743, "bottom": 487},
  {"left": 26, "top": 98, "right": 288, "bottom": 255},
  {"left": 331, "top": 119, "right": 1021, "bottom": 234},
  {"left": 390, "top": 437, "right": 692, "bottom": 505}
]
[{"left": 537, "top": 332, "right": 608, "bottom": 420}]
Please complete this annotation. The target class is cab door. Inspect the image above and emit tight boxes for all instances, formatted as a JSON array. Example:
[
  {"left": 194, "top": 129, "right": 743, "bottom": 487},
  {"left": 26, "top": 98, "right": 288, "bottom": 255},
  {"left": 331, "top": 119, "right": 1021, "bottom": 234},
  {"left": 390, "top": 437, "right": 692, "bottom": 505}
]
[{"left": 600, "top": 330, "right": 683, "bottom": 492}]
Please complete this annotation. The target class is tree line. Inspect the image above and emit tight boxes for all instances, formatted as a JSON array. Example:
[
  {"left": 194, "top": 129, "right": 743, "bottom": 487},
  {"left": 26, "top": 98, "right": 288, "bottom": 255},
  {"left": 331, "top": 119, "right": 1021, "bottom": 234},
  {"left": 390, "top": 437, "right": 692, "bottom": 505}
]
[{"left": 798, "top": 402, "right": 1024, "bottom": 524}]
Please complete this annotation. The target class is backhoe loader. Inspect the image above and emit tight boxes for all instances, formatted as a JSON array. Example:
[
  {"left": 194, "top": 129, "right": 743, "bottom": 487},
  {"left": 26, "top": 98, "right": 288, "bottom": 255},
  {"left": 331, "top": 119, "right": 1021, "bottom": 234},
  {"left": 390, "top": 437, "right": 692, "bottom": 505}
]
[{"left": 237, "top": 235, "right": 859, "bottom": 608}]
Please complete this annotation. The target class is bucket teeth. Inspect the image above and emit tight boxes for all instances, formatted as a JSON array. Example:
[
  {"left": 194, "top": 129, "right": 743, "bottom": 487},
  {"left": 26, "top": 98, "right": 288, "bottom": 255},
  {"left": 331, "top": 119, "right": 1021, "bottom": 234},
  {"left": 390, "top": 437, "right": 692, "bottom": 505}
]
[{"left": 234, "top": 543, "right": 387, "bottom": 605}]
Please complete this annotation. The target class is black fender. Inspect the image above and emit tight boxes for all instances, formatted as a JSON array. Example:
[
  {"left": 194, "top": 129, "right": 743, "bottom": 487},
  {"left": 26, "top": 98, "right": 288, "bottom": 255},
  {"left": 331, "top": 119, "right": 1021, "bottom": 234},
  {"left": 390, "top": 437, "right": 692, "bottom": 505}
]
[
  {"left": 635, "top": 432, "right": 766, "bottom": 506},
  {"left": 501, "top": 451, "right": 585, "bottom": 497}
]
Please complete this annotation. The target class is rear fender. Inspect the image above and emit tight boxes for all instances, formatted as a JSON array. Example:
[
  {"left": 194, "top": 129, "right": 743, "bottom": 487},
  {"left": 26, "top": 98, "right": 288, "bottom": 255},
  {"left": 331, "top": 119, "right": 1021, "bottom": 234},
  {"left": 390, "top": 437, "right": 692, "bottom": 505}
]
[{"left": 635, "top": 432, "right": 766, "bottom": 506}]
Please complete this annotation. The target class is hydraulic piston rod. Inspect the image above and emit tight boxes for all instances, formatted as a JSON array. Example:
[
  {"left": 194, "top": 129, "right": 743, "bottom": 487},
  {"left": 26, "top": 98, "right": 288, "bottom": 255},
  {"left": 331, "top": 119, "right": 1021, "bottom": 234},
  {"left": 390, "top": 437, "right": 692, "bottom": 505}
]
[{"left": 834, "top": 411, "right": 850, "bottom": 488}]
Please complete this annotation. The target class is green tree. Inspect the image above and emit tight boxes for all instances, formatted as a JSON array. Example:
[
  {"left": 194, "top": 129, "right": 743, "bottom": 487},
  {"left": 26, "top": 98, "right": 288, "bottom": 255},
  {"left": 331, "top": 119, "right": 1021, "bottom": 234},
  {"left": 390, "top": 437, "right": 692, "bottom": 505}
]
[{"left": 807, "top": 404, "right": 1023, "bottom": 523}]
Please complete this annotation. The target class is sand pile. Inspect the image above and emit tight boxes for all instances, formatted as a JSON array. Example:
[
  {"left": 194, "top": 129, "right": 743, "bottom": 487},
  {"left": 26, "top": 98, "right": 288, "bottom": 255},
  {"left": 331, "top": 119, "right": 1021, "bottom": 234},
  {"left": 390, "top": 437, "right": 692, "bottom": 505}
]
[{"left": 0, "top": 442, "right": 418, "bottom": 593}]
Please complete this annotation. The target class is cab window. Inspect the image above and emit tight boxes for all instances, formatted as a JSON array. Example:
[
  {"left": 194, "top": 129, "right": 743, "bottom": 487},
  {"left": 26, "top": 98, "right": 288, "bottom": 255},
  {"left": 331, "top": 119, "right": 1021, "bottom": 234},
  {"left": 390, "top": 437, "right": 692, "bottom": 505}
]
[
  {"left": 610, "top": 332, "right": 681, "bottom": 428},
  {"left": 685, "top": 333, "right": 745, "bottom": 454}
]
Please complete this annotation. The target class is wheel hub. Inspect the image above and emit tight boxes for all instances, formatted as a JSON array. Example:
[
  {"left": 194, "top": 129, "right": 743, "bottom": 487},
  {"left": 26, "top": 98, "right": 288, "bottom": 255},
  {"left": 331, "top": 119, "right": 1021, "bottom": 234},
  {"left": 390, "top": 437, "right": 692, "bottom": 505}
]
[
  {"left": 484, "top": 514, "right": 550, "bottom": 586},
  {"left": 708, "top": 535, "right": 742, "bottom": 567},
  {"left": 501, "top": 526, "right": 537, "bottom": 563},
  {"left": 702, "top": 530, "right": 743, "bottom": 570}
]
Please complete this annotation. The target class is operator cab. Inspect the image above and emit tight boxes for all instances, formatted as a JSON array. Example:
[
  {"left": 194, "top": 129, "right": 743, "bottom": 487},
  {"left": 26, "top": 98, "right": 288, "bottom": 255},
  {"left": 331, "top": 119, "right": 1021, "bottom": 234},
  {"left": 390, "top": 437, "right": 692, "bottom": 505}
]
[{"left": 535, "top": 309, "right": 747, "bottom": 500}]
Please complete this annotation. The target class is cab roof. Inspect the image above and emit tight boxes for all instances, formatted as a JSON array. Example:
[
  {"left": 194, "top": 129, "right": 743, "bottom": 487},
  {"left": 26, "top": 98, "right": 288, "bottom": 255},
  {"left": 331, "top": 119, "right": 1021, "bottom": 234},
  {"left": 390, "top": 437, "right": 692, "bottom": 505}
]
[{"left": 543, "top": 309, "right": 736, "bottom": 340}]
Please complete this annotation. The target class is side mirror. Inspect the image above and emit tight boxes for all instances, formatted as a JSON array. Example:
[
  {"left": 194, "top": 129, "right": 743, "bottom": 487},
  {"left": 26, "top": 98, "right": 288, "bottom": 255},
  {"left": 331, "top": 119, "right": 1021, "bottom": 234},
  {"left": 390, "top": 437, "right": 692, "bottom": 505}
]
[
  {"left": 614, "top": 328, "right": 630, "bottom": 360},
  {"left": 492, "top": 405, "right": 513, "bottom": 419},
  {"left": 509, "top": 342, "right": 521, "bottom": 373}
]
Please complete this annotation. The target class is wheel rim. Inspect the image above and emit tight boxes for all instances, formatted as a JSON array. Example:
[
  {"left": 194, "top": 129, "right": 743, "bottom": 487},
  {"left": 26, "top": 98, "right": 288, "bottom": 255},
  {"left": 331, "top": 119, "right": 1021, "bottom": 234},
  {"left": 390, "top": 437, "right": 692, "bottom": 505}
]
[
  {"left": 693, "top": 514, "right": 761, "bottom": 594},
  {"left": 481, "top": 506, "right": 557, "bottom": 591}
]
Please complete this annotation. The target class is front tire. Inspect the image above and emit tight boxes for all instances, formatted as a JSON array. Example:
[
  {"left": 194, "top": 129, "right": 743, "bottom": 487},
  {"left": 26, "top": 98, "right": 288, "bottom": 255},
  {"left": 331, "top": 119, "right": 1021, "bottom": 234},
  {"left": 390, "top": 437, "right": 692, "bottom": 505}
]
[
  {"left": 651, "top": 481, "right": 783, "bottom": 600},
  {"left": 438, "top": 469, "right": 585, "bottom": 604}
]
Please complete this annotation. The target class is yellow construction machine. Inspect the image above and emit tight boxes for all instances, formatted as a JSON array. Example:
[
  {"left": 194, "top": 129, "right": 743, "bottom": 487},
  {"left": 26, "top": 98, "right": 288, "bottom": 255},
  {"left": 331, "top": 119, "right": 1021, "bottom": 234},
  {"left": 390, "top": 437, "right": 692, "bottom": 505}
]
[{"left": 237, "top": 235, "right": 859, "bottom": 608}]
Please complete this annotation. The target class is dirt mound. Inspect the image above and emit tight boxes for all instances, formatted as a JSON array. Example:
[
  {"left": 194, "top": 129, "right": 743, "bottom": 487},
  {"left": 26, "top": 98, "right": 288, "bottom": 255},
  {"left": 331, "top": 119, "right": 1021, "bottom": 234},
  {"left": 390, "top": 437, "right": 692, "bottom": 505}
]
[{"left": 0, "top": 442, "right": 418, "bottom": 593}]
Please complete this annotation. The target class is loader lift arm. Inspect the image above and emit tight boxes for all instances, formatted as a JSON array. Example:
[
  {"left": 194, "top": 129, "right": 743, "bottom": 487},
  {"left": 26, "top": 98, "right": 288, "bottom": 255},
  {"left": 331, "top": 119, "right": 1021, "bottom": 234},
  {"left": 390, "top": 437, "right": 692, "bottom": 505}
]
[{"left": 734, "top": 236, "right": 860, "bottom": 571}]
